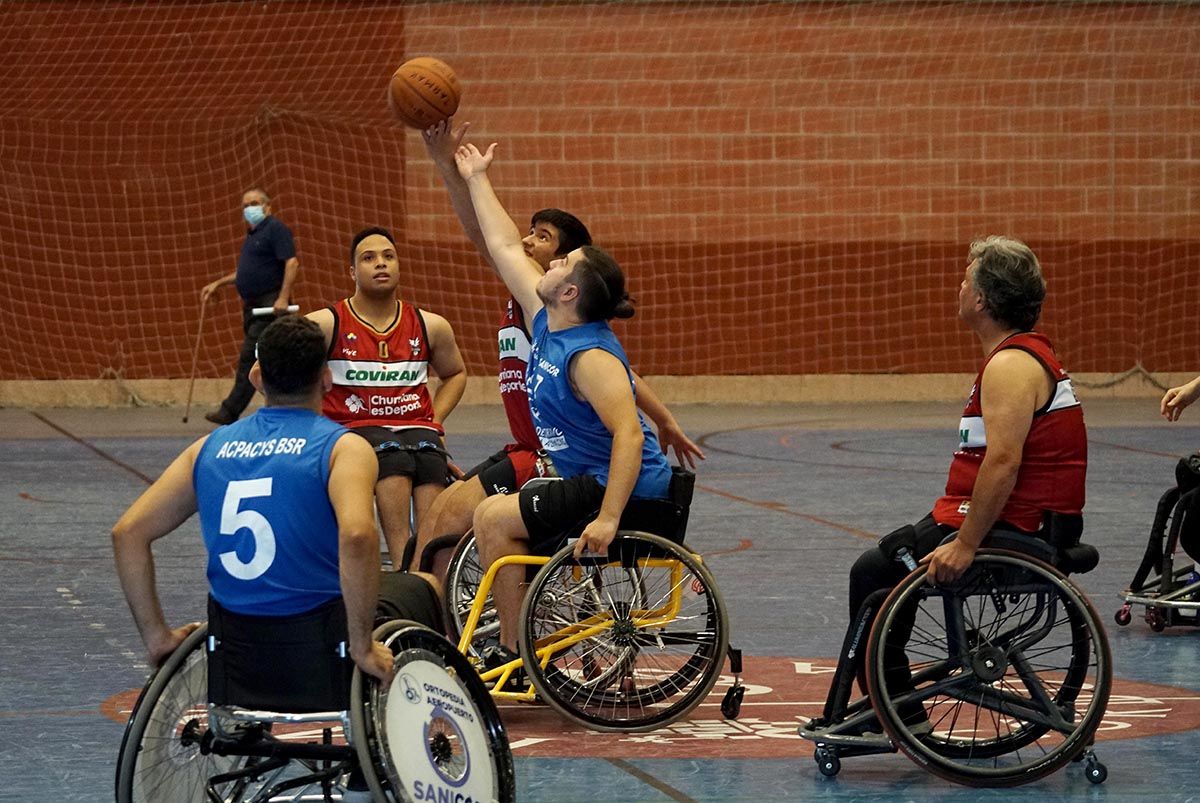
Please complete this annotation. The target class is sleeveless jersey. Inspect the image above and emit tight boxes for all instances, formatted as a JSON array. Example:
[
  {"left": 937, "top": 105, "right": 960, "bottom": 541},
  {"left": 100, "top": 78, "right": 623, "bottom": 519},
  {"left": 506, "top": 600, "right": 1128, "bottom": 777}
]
[
  {"left": 497, "top": 297, "right": 539, "bottom": 451},
  {"left": 526, "top": 308, "right": 671, "bottom": 499},
  {"left": 932, "top": 332, "right": 1087, "bottom": 532},
  {"left": 194, "top": 407, "right": 347, "bottom": 616},
  {"left": 321, "top": 299, "right": 442, "bottom": 433}
]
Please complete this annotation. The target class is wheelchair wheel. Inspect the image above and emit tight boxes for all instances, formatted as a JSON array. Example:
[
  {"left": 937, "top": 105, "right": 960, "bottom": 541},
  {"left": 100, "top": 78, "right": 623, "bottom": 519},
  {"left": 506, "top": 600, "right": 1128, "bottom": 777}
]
[
  {"left": 865, "top": 549, "right": 1112, "bottom": 787},
  {"left": 351, "top": 619, "right": 515, "bottom": 803},
  {"left": 519, "top": 531, "right": 729, "bottom": 732},
  {"left": 116, "top": 625, "right": 249, "bottom": 803},
  {"left": 443, "top": 533, "right": 499, "bottom": 658}
]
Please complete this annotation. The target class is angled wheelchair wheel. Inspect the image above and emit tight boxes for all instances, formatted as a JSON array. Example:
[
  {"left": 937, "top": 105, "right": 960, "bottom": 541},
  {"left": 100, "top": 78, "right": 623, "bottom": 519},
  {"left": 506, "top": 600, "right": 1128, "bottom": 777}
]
[
  {"left": 443, "top": 533, "right": 499, "bottom": 658},
  {"left": 519, "top": 531, "right": 729, "bottom": 732},
  {"left": 116, "top": 625, "right": 250, "bottom": 803},
  {"left": 865, "top": 549, "right": 1112, "bottom": 787},
  {"left": 351, "top": 619, "right": 515, "bottom": 803}
]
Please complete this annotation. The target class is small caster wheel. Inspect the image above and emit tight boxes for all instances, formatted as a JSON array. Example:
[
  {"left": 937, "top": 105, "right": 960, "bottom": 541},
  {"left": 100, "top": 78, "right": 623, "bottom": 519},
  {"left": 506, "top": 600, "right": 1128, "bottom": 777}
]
[
  {"left": 1147, "top": 609, "right": 1166, "bottom": 632},
  {"left": 721, "top": 685, "right": 745, "bottom": 719},
  {"left": 815, "top": 747, "right": 840, "bottom": 778},
  {"left": 1114, "top": 607, "right": 1131, "bottom": 627},
  {"left": 1085, "top": 758, "right": 1108, "bottom": 784}
]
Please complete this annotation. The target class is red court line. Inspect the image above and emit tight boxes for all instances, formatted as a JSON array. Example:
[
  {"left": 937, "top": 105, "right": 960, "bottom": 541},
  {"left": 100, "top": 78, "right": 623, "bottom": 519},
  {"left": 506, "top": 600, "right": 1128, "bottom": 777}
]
[{"left": 695, "top": 483, "right": 876, "bottom": 541}]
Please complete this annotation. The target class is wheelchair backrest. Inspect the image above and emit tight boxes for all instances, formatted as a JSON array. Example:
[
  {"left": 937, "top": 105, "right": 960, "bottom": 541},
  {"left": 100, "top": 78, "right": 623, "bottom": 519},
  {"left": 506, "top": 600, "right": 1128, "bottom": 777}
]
[{"left": 206, "top": 595, "right": 353, "bottom": 713}]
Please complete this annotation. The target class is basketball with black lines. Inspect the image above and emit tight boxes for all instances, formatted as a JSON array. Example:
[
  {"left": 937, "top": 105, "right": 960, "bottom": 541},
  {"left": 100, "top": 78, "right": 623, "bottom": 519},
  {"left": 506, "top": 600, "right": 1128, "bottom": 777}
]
[{"left": 388, "top": 56, "right": 461, "bottom": 129}]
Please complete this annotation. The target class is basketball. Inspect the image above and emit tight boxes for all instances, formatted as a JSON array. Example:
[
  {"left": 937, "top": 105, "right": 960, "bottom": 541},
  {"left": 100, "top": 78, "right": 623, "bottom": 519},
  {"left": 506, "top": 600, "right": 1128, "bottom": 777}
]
[{"left": 388, "top": 57, "right": 461, "bottom": 129}]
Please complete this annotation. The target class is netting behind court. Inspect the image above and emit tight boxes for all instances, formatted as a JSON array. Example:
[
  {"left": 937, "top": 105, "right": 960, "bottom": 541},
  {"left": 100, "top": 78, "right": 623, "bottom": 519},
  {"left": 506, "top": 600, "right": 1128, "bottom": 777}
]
[{"left": 0, "top": 1, "right": 1197, "bottom": 387}]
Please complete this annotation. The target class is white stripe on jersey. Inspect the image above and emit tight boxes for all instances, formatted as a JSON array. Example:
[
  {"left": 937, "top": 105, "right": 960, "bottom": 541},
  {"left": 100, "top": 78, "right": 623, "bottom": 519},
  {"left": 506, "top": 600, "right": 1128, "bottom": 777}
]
[
  {"left": 1047, "top": 378, "right": 1081, "bottom": 412},
  {"left": 956, "top": 378, "right": 1079, "bottom": 450},
  {"left": 498, "top": 324, "right": 531, "bottom": 363},
  {"left": 328, "top": 359, "right": 428, "bottom": 388},
  {"left": 958, "top": 416, "right": 986, "bottom": 449}
]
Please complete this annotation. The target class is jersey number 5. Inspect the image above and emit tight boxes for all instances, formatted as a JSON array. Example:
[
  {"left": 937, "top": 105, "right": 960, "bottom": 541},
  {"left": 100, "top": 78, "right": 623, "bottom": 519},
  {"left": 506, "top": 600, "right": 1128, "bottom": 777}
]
[{"left": 219, "top": 478, "right": 276, "bottom": 580}]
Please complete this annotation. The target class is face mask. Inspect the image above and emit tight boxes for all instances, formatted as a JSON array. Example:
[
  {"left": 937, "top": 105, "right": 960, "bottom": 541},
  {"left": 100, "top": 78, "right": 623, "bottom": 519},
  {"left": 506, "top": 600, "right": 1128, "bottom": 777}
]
[{"left": 243, "top": 205, "right": 266, "bottom": 226}]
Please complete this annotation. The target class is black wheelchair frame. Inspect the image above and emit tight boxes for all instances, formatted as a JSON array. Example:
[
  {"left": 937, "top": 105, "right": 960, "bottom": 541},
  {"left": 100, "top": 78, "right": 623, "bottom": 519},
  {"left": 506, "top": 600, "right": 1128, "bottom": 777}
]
[{"left": 800, "top": 518, "right": 1111, "bottom": 788}]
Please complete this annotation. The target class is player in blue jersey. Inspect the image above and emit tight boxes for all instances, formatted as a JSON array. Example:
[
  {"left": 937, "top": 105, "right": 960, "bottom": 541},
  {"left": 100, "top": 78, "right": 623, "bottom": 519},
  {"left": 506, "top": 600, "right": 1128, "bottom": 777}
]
[
  {"left": 455, "top": 140, "right": 675, "bottom": 663},
  {"left": 112, "top": 316, "right": 440, "bottom": 681}
]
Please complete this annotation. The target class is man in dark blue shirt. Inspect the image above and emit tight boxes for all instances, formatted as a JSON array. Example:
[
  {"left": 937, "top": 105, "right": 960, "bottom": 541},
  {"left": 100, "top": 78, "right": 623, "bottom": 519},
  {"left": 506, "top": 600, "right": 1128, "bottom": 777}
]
[{"left": 202, "top": 187, "right": 300, "bottom": 425}]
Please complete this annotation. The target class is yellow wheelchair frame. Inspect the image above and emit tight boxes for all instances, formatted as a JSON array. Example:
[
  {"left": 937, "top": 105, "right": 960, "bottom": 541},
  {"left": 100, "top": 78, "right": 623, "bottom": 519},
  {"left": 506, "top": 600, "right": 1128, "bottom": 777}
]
[{"left": 450, "top": 530, "right": 743, "bottom": 732}]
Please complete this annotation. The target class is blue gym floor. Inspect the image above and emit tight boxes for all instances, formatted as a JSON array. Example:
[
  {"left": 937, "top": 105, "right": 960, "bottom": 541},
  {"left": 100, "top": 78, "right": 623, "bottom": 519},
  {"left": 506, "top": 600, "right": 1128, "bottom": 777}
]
[{"left": 2, "top": 399, "right": 1196, "bottom": 802}]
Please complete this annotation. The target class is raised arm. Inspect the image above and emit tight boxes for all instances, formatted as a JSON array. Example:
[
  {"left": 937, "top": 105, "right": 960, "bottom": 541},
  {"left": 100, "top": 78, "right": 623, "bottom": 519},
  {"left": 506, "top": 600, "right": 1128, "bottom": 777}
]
[
  {"left": 423, "top": 310, "right": 467, "bottom": 425},
  {"left": 327, "top": 432, "right": 392, "bottom": 683},
  {"left": 112, "top": 438, "right": 206, "bottom": 665},
  {"left": 455, "top": 142, "right": 544, "bottom": 318},
  {"left": 423, "top": 119, "right": 496, "bottom": 272}
]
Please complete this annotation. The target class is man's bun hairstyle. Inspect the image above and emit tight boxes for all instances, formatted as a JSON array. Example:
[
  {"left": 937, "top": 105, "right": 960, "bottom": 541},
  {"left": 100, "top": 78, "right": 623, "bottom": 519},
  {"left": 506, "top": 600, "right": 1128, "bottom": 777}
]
[{"left": 572, "top": 245, "right": 635, "bottom": 322}]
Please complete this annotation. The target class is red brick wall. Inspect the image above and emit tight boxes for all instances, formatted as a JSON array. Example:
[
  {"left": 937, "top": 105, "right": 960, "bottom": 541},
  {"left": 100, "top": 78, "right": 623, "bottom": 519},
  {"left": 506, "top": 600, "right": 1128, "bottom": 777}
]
[{"left": 0, "top": 2, "right": 1196, "bottom": 380}]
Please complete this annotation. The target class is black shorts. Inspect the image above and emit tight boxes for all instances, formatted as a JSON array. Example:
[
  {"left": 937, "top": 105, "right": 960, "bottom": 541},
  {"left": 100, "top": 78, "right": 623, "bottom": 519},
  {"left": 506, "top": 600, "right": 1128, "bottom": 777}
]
[
  {"left": 376, "top": 571, "right": 443, "bottom": 633},
  {"left": 352, "top": 426, "right": 448, "bottom": 486},
  {"left": 518, "top": 475, "right": 606, "bottom": 553}
]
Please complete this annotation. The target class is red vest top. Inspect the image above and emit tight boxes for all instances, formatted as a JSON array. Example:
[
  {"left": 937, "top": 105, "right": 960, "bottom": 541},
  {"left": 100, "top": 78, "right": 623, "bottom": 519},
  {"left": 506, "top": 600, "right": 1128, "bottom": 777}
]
[
  {"left": 498, "top": 297, "right": 539, "bottom": 451},
  {"left": 321, "top": 299, "right": 442, "bottom": 433},
  {"left": 932, "top": 332, "right": 1086, "bottom": 532}
]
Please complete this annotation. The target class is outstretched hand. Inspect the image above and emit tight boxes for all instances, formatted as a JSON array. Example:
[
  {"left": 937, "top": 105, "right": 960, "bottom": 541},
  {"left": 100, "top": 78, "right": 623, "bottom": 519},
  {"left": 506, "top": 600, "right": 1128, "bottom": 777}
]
[
  {"left": 423, "top": 118, "right": 470, "bottom": 167},
  {"left": 455, "top": 142, "right": 497, "bottom": 181},
  {"left": 656, "top": 420, "right": 705, "bottom": 470},
  {"left": 1162, "top": 377, "right": 1200, "bottom": 421}
]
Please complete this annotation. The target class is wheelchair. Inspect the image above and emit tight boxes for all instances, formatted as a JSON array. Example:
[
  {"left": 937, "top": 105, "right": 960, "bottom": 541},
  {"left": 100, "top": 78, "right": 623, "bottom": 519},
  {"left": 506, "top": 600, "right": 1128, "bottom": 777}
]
[
  {"left": 115, "top": 597, "right": 515, "bottom": 803},
  {"left": 800, "top": 516, "right": 1112, "bottom": 788},
  {"left": 1116, "top": 454, "right": 1200, "bottom": 632},
  {"left": 445, "top": 468, "right": 746, "bottom": 732}
]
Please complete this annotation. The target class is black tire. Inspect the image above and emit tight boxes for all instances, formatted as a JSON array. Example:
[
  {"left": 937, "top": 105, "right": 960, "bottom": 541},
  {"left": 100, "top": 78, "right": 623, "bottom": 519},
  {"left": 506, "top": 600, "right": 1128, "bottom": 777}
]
[
  {"left": 443, "top": 533, "right": 499, "bottom": 658},
  {"left": 519, "top": 531, "right": 729, "bottom": 732},
  {"left": 115, "top": 626, "right": 249, "bottom": 803},
  {"left": 351, "top": 619, "right": 515, "bottom": 803},
  {"left": 865, "top": 550, "right": 1112, "bottom": 787}
]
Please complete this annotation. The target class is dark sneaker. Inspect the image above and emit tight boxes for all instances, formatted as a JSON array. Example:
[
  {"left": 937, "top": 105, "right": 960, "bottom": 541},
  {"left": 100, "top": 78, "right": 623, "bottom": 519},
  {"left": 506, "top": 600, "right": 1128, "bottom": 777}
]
[
  {"left": 482, "top": 644, "right": 527, "bottom": 692},
  {"left": 204, "top": 408, "right": 236, "bottom": 426}
]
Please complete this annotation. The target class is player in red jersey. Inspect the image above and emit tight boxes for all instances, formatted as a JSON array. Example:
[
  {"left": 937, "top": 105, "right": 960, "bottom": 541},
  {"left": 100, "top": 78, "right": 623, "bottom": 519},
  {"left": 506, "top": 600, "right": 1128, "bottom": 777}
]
[
  {"left": 807, "top": 236, "right": 1087, "bottom": 734},
  {"left": 408, "top": 120, "right": 703, "bottom": 576},
  {"left": 308, "top": 226, "right": 467, "bottom": 565}
]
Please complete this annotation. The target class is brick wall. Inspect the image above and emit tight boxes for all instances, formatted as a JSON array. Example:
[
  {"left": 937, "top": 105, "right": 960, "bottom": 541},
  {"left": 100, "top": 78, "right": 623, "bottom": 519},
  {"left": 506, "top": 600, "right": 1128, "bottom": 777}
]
[{"left": 0, "top": 2, "right": 1196, "bottom": 380}]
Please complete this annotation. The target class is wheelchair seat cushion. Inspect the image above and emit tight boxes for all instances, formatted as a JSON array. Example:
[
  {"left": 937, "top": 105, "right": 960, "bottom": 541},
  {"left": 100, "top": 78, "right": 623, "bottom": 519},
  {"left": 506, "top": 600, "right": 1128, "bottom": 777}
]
[
  {"left": 376, "top": 571, "right": 444, "bottom": 632},
  {"left": 206, "top": 595, "right": 353, "bottom": 713}
]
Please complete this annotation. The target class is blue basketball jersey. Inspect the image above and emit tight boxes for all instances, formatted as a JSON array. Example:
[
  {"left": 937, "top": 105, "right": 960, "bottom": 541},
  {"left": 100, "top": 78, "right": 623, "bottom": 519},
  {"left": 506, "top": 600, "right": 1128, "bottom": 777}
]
[
  {"left": 194, "top": 407, "right": 348, "bottom": 615},
  {"left": 525, "top": 308, "right": 670, "bottom": 499}
]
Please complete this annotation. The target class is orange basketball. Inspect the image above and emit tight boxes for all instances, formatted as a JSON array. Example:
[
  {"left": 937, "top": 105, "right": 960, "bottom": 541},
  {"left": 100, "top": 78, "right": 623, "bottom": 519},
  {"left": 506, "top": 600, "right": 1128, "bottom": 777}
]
[{"left": 388, "top": 57, "right": 461, "bottom": 129}]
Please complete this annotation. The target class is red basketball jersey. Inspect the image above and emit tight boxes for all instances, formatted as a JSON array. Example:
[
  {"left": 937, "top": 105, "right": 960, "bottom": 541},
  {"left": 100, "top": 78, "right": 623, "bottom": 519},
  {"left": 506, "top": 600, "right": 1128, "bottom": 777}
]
[
  {"left": 933, "top": 332, "right": 1086, "bottom": 532},
  {"left": 321, "top": 299, "right": 442, "bottom": 433},
  {"left": 497, "top": 297, "right": 539, "bottom": 451}
]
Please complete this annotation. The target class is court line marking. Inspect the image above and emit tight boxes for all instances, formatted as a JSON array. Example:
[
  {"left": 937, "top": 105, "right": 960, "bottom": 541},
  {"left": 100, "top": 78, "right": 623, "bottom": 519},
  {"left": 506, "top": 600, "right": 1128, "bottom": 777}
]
[
  {"left": 28, "top": 411, "right": 154, "bottom": 485},
  {"left": 695, "top": 483, "right": 876, "bottom": 541},
  {"left": 606, "top": 758, "right": 697, "bottom": 803}
]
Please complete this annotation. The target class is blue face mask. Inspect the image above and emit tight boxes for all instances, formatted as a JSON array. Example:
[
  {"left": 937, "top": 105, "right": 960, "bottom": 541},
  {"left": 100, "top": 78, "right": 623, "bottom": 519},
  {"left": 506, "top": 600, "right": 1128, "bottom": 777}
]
[{"left": 243, "top": 205, "right": 266, "bottom": 227}]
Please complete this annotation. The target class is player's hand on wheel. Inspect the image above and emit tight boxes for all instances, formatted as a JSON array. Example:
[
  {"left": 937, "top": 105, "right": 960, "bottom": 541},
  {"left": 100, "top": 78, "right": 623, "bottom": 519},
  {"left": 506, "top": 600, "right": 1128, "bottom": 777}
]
[
  {"left": 921, "top": 539, "right": 975, "bottom": 585},
  {"left": 149, "top": 621, "right": 201, "bottom": 667},
  {"left": 353, "top": 640, "right": 395, "bottom": 684},
  {"left": 574, "top": 516, "right": 618, "bottom": 559}
]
